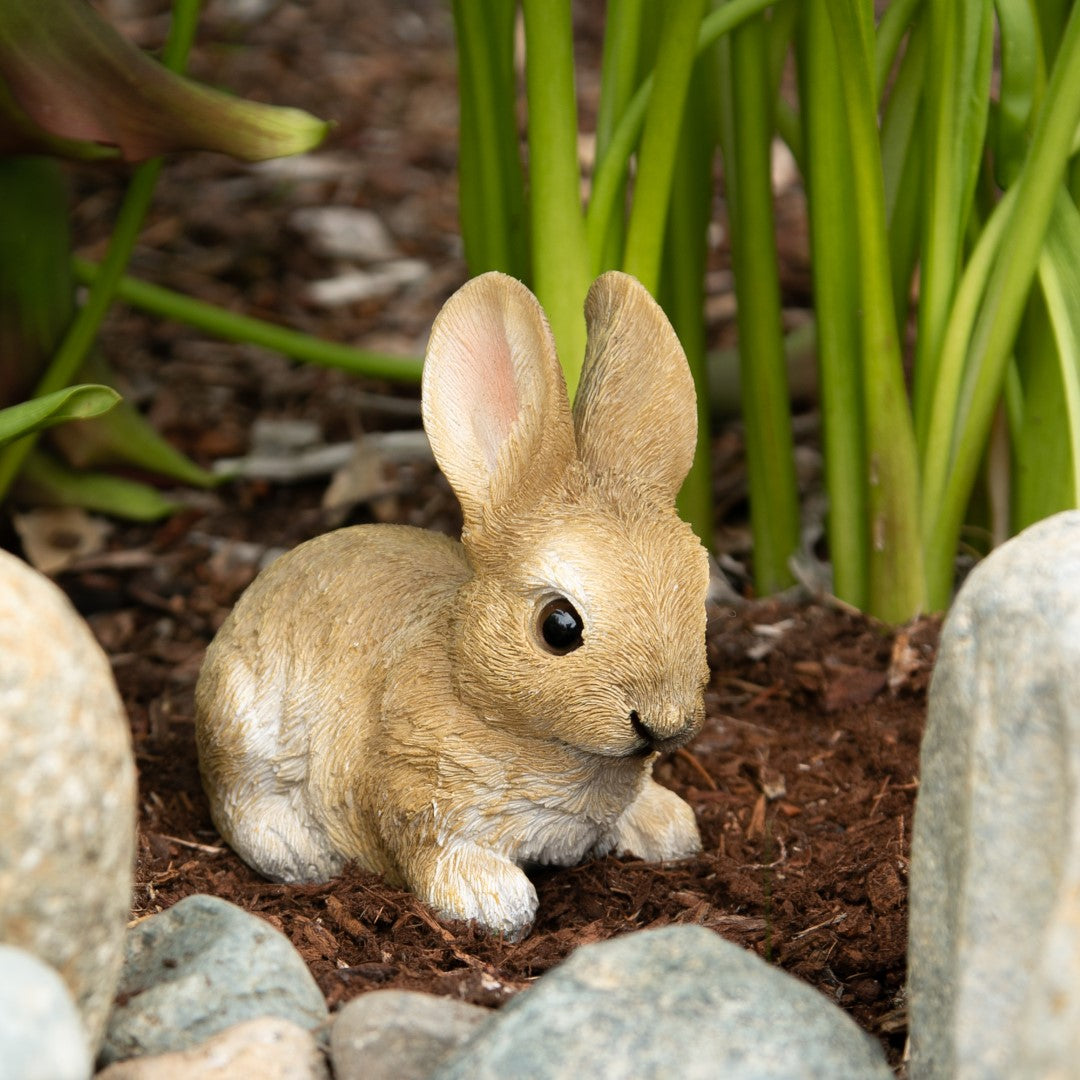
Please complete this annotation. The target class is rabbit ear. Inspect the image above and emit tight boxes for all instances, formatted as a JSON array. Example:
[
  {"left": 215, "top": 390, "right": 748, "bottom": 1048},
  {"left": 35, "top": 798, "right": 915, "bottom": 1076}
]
[
  {"left": 573, "top": 271, "right": 698, "bottom": 503},
  {"left": 422, "top": 273, "right": 577, "bottom": 529}
]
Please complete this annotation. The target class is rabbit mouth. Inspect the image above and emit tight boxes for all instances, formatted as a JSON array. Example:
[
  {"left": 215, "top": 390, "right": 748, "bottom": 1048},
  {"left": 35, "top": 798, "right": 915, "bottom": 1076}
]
[
  {"left": 627, "top": 710, "right": 696, "bottom": 758},
  {"left": 554, "top": 735, "right": 660, "bottom": 762},
  {"left": 552, "top": 711, "right": 697, "bottom": 760}
]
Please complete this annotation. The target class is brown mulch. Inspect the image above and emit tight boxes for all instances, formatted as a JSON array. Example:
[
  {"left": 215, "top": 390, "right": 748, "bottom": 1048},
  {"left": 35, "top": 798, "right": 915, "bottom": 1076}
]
[
  {"left": 71, "top": 497, "right": 933, "bottom": 1068},
  {"left": 5, "top": 0, "right": 938, "bottom": 1070}
]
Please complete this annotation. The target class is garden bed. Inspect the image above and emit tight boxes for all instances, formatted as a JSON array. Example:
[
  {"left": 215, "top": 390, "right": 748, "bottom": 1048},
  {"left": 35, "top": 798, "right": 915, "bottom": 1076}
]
[{"left": 9, "top": 0, "right": 940, "bottom": 1068}]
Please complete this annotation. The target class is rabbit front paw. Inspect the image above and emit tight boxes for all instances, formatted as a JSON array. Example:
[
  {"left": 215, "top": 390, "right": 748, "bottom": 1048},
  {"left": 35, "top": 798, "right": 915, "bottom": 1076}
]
[
  {"left": 413, "top": 842, "right": 538, "bottom": 940},
  {"left": 608, "top": 779, "right": 701, "bottom": 862}
]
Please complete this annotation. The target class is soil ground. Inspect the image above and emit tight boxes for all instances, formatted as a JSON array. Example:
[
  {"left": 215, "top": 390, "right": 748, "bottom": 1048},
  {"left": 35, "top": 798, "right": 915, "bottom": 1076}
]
[{"left": 7, "top": 0, "right": 940, "bottom": 1070}]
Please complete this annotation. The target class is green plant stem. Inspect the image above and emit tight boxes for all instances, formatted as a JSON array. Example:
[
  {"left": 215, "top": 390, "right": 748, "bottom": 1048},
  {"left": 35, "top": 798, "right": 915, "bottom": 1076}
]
[
  {"left": 522, "top": 0, "right": 591, "bottom": 396},
  {"left": 594, "top": 0, "right": 644, "bottom": 270},
  {"left": 664, "top": 63, "right": 715, "bottom": 548},
  {"left": 992, "top": 0, "right": 1046, "bottom": 187},
  {"left": 912, "top": 0, "right": 993, "bottom": 453},
  {"left": 1011, "top": 238, "right": 1078, "bottom": 529},
  {"left": 159, "top": 0, "right": 200, "bottom": 67},
  {"left": 1034, "top": 0, "right": 1069, "bottom": 69},
  {"left": 718, "top": 14, "right": 800, "bottom": 595},
  {"left": 767, "top": 4, "right": 802, "bottom": 168},
  {"left": 922, "top": 2, "right": 1080, "bottom": 607},
  {"left": 880, "top": 16, "right": 927, "bottom": 226},
  {"left": 452, "top": 0, "right": 527, "bottom": 277},
  {"left": 919, "top": 187, "right": 1015, "bottom": 516},
  {"left": 826, "top": 0, "right": 925, "bottom": 621},
  {"left": 874, "top": 0, "right": 924, "bottom": 97},
  {"left": 708, "top": 322, "right": 819, "bottom": 416},
  {"left": 798, "top": 0, "right": 868, "bottom": 610},
  {"left": 71, "top": 258, "right": 423, "bottom": 382},
  {"left": 0, "top": 157, "right": 74, "bottom": 406},
  {"left": 0, "top": 0, "right": 201, "bottom": 501},
  {"left": 585, "top": 0, "right": 775, "bottom": 274},
  {"left": 767, "top": 1, "right": 799, "bottom": 95},
  {"left": 622, "top": 0, "right": 706, "bottom": 294},
  {"left": 1035, "top": 196, "right": 1080, "bottom": 506},
  {"left": 0, "top": 163, "right": 165, "bottom": 501},
  {"left": 879, "top": 14, "right": 927, "bottom": 328}
]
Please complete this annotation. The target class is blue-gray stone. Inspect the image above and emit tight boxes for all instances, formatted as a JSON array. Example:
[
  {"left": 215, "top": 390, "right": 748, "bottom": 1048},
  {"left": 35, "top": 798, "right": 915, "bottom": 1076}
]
[
  {"left": 330, "top": 990, "right": 488, "bottom": 1080},
  {"left": 0, "top": 944, "right": 91, "bottom": 1080},
  {"left": 100, "top": 894, "right": 328, "bottom": 1065},
  {"left": 909, "top": 510, "right": 1080, "bottom": 1079},
  {"left": 434, "top": 925, "right": 892, "bottom": 1080}
]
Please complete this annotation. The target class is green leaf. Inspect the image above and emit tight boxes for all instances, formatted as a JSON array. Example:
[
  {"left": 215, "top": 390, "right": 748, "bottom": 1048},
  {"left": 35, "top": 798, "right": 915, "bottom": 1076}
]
[
  {"left": 0, "top": 385, "right": 119, "bottom": 448},
  {"left": 992, "top": 0, "right": 1046, "bottom": 187},
  {"left": 912, "top": 0, "right": 994, "bottom": 450},
  {"left": 1007, "top": 190, "right": 1080, "bottom": 531},
  {"left": 51, "top": 353, "right": 217, "bottom": 488},
  {"left": 0, "top": 0, "right": 329, "bottom": 162},
  {"left": 1011, "top": 285, "right": 1072, "bottom": 529},
  {"left": 879, "top": 16, "right": 927, "bottom": 330},
  {"left": 874, "top": 0, "right": 924, "bottom": 96},
  {"left": 15, "top": 449, "right": 181, "bottom": 521}
]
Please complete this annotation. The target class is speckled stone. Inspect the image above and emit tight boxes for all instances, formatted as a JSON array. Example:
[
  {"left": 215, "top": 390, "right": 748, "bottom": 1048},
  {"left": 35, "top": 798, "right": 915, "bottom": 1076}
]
[
  {"left": 0, "top": 550, "right": 136, "bottom": 1054},
  {"left": 100, "top": 894, "right": 329, "bottom": 1066},
  {"left": 433, "top": 925, "right": 892, "bottom": 1079},
  {"left": 909, "top": 510, "right": 1080, "bottom": 1079},
  {"left": 96, "top": 1017, "right": 328, "bottom": 1080}
]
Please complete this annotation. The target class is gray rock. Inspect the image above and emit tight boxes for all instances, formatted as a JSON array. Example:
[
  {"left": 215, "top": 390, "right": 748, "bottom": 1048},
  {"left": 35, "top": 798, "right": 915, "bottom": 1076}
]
[
  {"left": 96, "top": 1017, "right": 328, "bottom": 1080},
  {"left": 0, "top": 550, "right": 136, "bottom": 1054},
  {"left": 100, "top": 894, "right": 328, "bottom": 1065},
  {"left": 290, "top": 206, "right": 399, "bottom": 262},
  {"left": 434, "top": 925, "right": 892, "bottom": 1080},
  {"left": 330, "top": 990, "right": 489, "bottom": 1080},
  {"left": 0, "top": 944, "right": 91, "bottom": 1080},
  {"left": 909, "top": 510, "right": 1080, "bottom": 1079},
  {"left": 305, "top": 260, "right": 429, "bottom": 307}
]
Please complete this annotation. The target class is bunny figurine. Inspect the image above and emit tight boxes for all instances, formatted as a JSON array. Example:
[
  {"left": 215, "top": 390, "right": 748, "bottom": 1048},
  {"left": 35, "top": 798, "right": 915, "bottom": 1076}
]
[{"left": 195, "top": 271, "right": 710, "bottom": 938}]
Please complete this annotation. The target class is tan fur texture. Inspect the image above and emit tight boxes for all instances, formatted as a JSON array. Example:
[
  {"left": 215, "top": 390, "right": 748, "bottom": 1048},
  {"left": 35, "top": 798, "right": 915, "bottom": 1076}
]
[{"left": 195, "top": 271, "right": 710, "bottom": 937}]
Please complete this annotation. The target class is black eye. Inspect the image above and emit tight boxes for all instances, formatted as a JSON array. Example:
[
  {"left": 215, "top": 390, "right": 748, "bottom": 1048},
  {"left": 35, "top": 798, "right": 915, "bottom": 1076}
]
[{"left": 537, "top": 597, "right": 584, "bottom": 655}]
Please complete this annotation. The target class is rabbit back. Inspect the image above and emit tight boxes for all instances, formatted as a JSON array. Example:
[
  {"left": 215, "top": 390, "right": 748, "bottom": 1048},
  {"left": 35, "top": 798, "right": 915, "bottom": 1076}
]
[{"left": 195, "top": 523, "right": 469, "bottom": 884}]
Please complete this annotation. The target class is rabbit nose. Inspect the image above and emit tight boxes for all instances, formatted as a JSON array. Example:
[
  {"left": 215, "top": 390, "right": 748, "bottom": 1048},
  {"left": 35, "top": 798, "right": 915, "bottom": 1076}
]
[{"left": 630, "top": 708, "right": 696, "bottom": 751}]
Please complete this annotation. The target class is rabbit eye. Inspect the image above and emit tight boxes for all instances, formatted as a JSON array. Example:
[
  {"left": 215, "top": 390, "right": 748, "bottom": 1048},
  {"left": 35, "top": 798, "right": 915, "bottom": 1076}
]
[{"left": 537, "top": 597, "right": 584, "bottom": 655}]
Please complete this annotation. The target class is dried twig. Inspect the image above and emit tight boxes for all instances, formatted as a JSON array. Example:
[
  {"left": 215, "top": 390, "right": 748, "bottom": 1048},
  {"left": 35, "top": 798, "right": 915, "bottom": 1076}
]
[
  {"left": 792, "top": 912, "right": 848, "bottom": 941},
  {"left": 156, "top": 833, "right": 226, "bottom": 854},
  {"left": 676, "top": 746, "right": 718, "bottom": 790}
]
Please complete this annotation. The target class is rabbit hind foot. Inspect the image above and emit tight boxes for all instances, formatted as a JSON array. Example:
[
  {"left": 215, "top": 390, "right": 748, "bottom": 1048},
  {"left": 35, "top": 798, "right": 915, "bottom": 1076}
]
[{"left": 217, "top": 789, "right": 346, "bottom": 885}]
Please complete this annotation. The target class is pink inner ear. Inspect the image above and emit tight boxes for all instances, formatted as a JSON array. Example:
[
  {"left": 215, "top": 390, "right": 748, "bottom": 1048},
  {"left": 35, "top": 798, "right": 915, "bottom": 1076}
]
[{"left": 458, "top": 306, "right": 520, "bottom": 471}]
